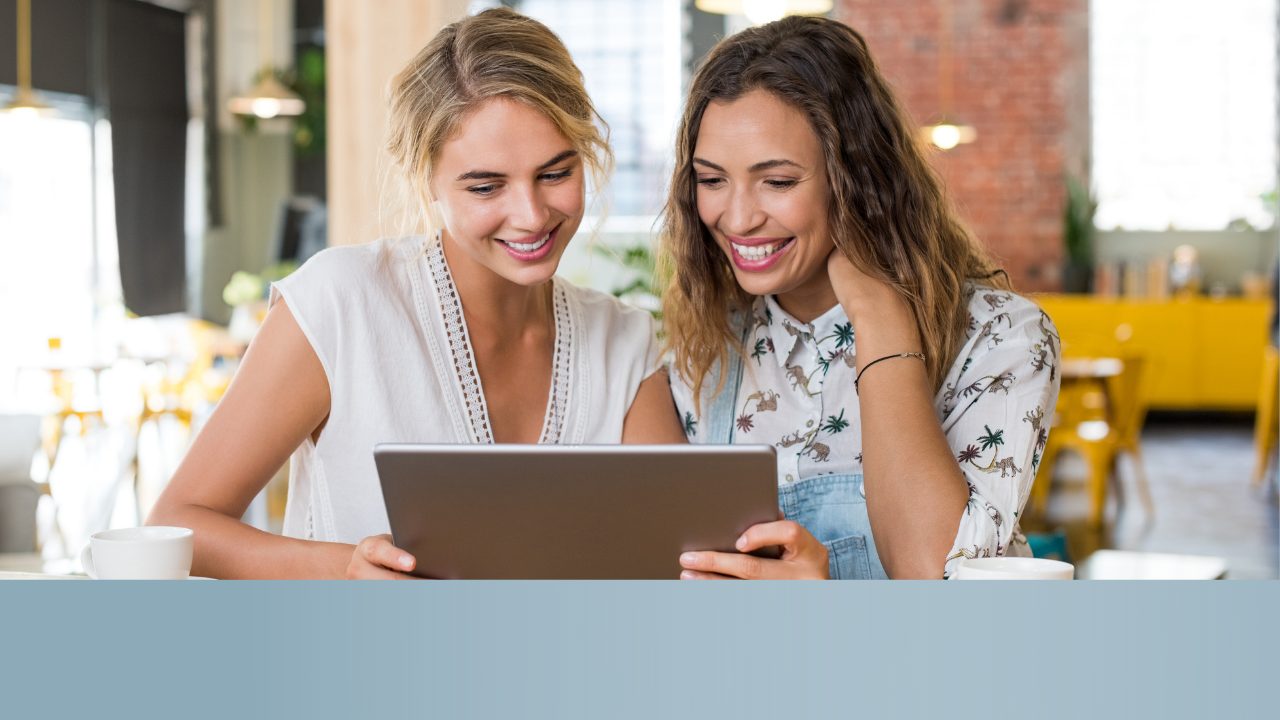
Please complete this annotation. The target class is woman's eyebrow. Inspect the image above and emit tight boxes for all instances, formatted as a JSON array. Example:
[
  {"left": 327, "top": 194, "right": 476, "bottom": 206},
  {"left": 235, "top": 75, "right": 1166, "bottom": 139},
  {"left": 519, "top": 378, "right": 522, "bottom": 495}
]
[
  {"left": 537, "top": 149, "right": 578, "bottom": 170},
  {"left": 693, "top": 158, "right": 802, "bottom": 173},
  {"left": 747, "top": 158, "right": 802, "bottom": 172},
  {"left": 456, "top": 150, "right": 579, "bottom": 181},
  {"left": 457, "top": 169, "right": 504, "bottom": 181}
]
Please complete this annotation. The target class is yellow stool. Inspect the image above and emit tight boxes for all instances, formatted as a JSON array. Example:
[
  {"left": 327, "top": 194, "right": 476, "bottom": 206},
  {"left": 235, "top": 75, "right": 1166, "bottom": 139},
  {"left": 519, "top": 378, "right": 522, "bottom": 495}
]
[
  {"left": 1032, "top": 356, "right": 1151, "bottom": 527},
  {"left": 1253, "top": 346, "right": 1279, "bottom": 485}
]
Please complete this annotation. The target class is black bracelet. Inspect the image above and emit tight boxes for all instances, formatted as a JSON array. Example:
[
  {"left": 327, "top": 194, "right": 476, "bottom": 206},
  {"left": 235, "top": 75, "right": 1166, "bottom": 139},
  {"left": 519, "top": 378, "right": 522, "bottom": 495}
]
[{"left": 854, "top": 352, "right": 926, "bottom": 393}]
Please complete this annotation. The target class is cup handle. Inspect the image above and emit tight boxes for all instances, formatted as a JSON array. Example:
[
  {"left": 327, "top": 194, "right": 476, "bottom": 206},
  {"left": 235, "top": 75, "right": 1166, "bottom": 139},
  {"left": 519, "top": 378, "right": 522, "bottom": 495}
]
[{"left": 79, "top": 543, "right": 98, "bottom": 579}]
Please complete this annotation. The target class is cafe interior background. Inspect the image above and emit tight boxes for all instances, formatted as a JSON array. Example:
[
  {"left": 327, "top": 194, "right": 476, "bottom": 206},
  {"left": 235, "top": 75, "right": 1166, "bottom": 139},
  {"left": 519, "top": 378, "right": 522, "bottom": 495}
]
[{"left": 0, "top": 0, "right": 1276, "bottom": 579}]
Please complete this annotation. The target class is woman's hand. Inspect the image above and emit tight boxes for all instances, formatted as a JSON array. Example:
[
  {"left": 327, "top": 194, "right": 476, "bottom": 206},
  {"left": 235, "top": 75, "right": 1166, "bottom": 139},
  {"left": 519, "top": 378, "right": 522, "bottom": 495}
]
[
  {"left": 679, "top": 516, "right": 829, "bottom": 580},
  {"left": 347, "top": 534, "right": 418, "bottom": 579},
  {"left": 826, "top": 248, "right": 922, "bottom": 355},
  {"left": 826, "top": 249, "right": 908, "bottom": 324}
]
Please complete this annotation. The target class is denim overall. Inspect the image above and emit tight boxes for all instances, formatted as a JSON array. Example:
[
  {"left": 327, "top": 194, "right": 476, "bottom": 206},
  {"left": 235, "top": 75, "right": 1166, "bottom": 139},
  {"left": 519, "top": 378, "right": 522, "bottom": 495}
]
[{"left": 700, "top": 342, "right": 889, "bottom": 580}]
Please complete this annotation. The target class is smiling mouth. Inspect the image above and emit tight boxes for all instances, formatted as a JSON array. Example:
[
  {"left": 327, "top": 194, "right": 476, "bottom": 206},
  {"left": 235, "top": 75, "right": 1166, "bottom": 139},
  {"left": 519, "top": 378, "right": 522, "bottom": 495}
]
[
  {"left": 730, "top": 238, "right": 793, "bottom": 261},
  {"left": 500, "top": 231, "right": 552, "bottom": 253}
]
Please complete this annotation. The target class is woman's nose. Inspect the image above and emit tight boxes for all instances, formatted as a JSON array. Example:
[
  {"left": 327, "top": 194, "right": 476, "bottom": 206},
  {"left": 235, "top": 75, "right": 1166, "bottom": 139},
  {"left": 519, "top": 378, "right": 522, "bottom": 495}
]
[
  {"left": 723, "top": 186, "right": 765, "bottom": 236},
  {"left": 510, "top": 183, "right": 551, "bottom": 233}
]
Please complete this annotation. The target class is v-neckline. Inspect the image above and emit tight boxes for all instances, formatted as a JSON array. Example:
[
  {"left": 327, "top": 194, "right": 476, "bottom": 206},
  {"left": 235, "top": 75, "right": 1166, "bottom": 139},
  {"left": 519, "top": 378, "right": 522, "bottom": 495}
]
[{"left": 425, "top": 238, "right": 570, "bottom": 444}]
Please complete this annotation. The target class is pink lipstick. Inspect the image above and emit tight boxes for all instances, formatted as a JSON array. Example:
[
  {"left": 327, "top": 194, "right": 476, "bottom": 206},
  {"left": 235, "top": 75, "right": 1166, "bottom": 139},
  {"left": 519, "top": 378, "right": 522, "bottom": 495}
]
[{"left": 727, "top": 235, "right": 795, "bottom": 272}]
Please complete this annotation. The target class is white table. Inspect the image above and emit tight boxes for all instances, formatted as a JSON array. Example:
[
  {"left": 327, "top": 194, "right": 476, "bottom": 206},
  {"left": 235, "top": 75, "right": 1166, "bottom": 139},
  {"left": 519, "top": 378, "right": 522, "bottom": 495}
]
[
  {"left": 0, "top": 571, "right": 86, "bottom": 580},
  {"left": 1079, "top": 550, "right": 1228, "bottom": 580}
]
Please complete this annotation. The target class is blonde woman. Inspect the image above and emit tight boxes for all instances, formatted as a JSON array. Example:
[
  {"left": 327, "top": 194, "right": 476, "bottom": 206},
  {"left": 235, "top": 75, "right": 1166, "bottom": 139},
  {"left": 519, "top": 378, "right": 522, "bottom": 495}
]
[
  {"left": 664, "top": 17, "right": 1060, "bottom": 580},
  {"left": 148, "top": 8, "right": 685, "bottom": 579}
]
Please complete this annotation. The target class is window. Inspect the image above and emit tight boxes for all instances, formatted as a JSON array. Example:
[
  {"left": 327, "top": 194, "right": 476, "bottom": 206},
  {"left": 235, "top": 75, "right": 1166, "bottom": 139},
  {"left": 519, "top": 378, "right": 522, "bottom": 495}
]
[
  {"left": 518, "top": 0, "right": 685, "bottom": 216},
  {"left": 1092, "top": 0, "right": 1278, "bottom": 230},
  {"left": 0, "top": 102, "right": 122, "bottom": 373}
]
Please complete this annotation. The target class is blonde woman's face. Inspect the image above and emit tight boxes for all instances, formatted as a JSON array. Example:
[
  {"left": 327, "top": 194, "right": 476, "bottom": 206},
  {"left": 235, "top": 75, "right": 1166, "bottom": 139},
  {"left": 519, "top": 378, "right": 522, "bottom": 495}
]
[
  {"left": 432, "top": 97, "right": 585, "bottom": 286},
  {"left": 693, "top": 90, "right": 834, "bottom": 301}
]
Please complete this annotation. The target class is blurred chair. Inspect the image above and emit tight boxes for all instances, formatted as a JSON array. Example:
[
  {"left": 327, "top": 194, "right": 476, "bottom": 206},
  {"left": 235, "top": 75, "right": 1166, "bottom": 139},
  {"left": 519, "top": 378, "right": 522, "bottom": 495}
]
[
  {"left": 1031, "top": 356, "right": 1152, "bottom": 528},
  {"left": 1254, "top": 345, "right": 1279, "bottom": 485},
  {"left": 44, "top": 367, "right": 107, "bottom": 473},
  {"left": 0, "top": 415, "right": 46, "bottom": 553}
]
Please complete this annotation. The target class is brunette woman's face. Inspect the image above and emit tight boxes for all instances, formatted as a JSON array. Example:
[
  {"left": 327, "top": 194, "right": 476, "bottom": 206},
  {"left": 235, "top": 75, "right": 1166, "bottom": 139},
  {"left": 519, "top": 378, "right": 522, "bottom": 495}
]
[
  {"left": 693, "top": 90, "right": 834, "bottom": 299},
  {"left": 431, "top": 97, "right": 585, "bottom": 286}
]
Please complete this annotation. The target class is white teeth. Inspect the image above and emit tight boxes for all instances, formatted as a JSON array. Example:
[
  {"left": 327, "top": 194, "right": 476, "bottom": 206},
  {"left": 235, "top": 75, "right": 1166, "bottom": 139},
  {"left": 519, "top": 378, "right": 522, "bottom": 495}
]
[
  {"left": 505, "top": 232, "right": 550, "bottom": 252},
  {"left": 732, "top": 241, "right": 783, "bottom": 260}
]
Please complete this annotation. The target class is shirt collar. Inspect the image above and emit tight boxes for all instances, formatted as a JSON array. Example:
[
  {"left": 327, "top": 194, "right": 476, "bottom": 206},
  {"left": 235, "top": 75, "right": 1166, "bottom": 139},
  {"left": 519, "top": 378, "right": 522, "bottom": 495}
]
[{"left": 758, "top": 295, "right": 851, "bottom": 368}]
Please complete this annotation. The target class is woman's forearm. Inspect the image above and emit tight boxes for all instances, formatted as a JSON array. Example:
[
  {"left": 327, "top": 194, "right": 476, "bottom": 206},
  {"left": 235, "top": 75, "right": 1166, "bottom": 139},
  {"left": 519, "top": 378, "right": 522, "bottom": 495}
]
[
  {"left": 149, "top": 502, "right": 353, "bottom": 579},
  {"left": 839, "top": 286, "right": 968, "bottom": 579}
]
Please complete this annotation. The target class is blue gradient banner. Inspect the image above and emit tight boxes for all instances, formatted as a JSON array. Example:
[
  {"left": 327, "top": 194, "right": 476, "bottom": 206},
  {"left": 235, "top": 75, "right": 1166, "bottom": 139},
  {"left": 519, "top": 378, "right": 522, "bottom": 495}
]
[{"left": 2, "top": 581, "right": 1275, "bottom": 718}]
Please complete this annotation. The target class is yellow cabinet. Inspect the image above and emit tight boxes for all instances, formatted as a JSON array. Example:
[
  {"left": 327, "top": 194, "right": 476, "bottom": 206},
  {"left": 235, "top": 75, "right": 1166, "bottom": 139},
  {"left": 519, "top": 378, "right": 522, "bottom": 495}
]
[{"left": 1033, "top": 295, "right": 1272, "bottom": 410}]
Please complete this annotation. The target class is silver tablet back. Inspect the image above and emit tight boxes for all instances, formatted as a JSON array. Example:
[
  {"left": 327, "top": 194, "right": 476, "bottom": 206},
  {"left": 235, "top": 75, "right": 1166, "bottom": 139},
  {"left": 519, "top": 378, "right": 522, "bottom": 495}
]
[{"left": 374, "top": 444, "right": 779, "bottom": 579}]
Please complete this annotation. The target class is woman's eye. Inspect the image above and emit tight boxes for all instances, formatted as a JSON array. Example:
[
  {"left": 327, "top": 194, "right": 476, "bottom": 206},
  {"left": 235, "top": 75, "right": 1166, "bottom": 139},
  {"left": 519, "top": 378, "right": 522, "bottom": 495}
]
[
  {"left": 467, "top": 184, "right": 498, "bottom": 196},
  {"left": 696, "top": 177, "right": 724, "bottom": 187},
  {"left": 765, "top": 179, "right": 797, "bottom": 189},
  {"left": 539, "top": 169, "right": 573, "bottom": 182}
]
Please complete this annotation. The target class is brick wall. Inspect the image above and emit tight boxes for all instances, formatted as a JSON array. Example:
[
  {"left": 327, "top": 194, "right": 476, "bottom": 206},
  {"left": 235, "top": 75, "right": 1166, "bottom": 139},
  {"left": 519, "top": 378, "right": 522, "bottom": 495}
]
[{"left": 836, "top": 0, "right": 1089, "bottom": 291}]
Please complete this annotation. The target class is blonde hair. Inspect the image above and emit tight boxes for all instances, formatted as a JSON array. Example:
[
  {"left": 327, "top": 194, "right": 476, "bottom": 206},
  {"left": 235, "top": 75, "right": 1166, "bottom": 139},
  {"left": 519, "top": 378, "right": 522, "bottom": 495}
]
[
  {"left": 661, "top": 17, "right": 1008, "bottom": 413},
  {"left": 383, "top": 7, "right": 613, "bottom": 239}
]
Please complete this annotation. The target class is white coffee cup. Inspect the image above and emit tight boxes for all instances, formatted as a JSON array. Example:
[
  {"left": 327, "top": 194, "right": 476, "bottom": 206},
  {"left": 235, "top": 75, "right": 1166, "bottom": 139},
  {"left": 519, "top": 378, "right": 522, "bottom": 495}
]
[
  {"left": 953, "top": 557, "right": 1074, "bottom": 580},
  {"left": 79, "top": 527, "right": 194, "bottom": 580}
]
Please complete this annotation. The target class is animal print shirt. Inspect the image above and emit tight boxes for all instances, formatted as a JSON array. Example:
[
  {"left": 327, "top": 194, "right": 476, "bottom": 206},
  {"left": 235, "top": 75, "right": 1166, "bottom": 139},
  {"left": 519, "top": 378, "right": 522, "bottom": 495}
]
[{"left": 669, "top": 284, "right": 1062, "bottom": 577}]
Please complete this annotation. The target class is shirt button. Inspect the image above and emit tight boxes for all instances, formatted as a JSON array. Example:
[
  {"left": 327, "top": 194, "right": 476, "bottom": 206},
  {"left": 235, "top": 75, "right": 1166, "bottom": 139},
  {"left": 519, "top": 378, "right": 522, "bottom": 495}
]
[
  {"left": 786, "top": 474, "right": 794, "bottom": 482},
  {"left": 806, "top": 420, "right": 814, "bottom": 427}
]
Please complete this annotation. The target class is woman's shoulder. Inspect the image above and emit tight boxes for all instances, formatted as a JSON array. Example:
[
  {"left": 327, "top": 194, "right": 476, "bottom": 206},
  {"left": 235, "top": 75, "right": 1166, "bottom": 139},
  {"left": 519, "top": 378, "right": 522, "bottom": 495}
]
[
  {"left": 276, "top": 236, "right": 426, "bottom": 307},
  {"left": 944, "top": 283, "right": 1060, "bottom": 393},
  {"left": 289, "top": 237, "right": 422, "bottom": 283},
  {"left": 963, "top": 284, "right": 1055, "bottom": 338}
]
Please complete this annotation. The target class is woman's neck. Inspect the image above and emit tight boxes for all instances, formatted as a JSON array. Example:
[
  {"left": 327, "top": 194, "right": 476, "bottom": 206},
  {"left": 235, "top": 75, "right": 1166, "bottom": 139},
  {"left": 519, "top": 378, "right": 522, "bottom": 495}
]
[
  {"left": 774, "top": 266, "right": 840, "bottom": 325},
  {"left": 441, "top": 232, "right": 551, "bottom": 341}
]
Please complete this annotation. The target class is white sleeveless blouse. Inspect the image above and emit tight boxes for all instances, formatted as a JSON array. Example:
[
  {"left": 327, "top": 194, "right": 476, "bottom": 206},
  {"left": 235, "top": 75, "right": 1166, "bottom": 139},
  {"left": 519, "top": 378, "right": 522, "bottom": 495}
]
[{"left": 269, "top": 236, "right": 660, "bottom": 544}]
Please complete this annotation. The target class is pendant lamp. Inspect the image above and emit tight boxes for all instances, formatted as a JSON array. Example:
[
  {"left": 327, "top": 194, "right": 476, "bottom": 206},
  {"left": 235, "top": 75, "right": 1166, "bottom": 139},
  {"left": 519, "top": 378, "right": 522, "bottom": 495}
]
[
  {"left": 228, "top": 0, "right": 305, "bottom": 119},
  {"left": 2, "top": 0, "right": 56, "bottom": 117},
  {"left": 921, "top": 0, "right": 975, "bottom": 150},
  {"left": 695, "top": 0, "right": 832, "bottom": 27}
]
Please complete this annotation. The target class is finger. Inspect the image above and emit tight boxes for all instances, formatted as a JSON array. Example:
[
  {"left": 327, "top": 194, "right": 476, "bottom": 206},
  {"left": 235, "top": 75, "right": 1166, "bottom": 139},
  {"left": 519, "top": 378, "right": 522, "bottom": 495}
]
[
  {"left": 361, "top": 534, "right": 415, "bottom": 573},
  {"left": 350, "top": 564, "right": 415, "bottom": 580},
  {"left": 735, "top": 521, "right": 802, "bottom": 553},
  {"left": 680, "top": 550, "right": 768, "bottom": 580},
  {"left": 679, "top": 570, "right": 735, "bottom": 580}
]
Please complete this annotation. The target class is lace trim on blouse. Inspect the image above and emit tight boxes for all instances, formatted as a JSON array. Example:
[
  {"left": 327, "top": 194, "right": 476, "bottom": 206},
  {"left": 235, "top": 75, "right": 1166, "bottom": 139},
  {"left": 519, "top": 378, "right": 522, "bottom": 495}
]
[
  {"left": 538, "top": 281, "right": 573, "bottom": 444},
  {"left": 425, "top": 234, "right": 570, "bottom": 444}
]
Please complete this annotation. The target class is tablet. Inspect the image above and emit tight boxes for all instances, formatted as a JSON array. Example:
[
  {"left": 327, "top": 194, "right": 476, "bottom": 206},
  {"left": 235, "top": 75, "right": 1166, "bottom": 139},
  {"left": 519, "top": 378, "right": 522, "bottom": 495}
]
[{"left": 374, "top": 444, "right": 779, "bottom": 579}]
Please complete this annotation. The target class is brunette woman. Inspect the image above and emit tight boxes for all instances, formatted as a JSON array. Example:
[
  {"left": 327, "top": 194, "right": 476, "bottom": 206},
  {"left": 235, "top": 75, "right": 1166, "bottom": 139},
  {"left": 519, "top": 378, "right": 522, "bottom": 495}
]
[
  {"left": 148, "top": 8, "right": 685, "bottom": 578},
  {"left": 664, "top": 16, "right": 1060, "bottom": 579}
]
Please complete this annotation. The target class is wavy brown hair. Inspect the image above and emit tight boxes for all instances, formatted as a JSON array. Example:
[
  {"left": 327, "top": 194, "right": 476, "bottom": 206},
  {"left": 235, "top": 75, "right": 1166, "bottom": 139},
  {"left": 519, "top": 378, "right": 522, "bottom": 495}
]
[
  {"left": 660, "top": 16, "right": 1009, "bottom": 411},
  {"left": 383, "top": 7, "right": 612, "bottom": 237}
]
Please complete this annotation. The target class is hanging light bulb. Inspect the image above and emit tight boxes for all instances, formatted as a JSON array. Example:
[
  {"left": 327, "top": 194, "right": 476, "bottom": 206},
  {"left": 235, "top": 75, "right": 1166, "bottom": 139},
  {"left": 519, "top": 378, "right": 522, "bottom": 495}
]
[
  {"left": 920, "top": 0, "right": 975, "bottom": 151},
  {"left": 2, "top": 0, "right": 56, "bottom": 118},
  {"left": 695, "top": 0, "right": 833, "bottom": 26},
  {"left": 924, "top": 120, "right": 977, "bottom": 150},
  {"left": 228, "top": 75, "right": 306, "bottom": 119},
  {"left": 228, "top": 0, "right": 305, "bottom": 119}
]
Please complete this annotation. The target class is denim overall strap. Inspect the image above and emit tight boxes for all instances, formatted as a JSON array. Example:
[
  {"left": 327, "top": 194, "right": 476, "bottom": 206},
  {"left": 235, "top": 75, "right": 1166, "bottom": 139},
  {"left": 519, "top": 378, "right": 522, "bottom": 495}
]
[{"left": 702, "top": 326, "right": 748, "bottom": 445}]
